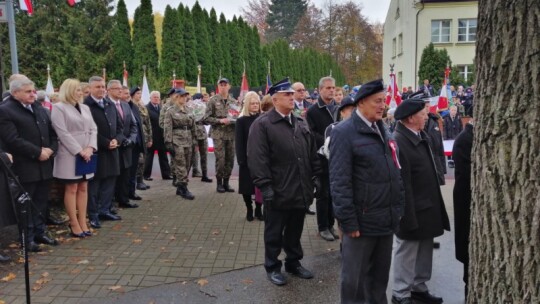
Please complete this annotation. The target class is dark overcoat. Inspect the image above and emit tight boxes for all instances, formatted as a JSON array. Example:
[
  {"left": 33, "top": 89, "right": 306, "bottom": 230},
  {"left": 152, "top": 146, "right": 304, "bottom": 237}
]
[
  {"left": 306, "top": 97, "right": 337, "bottom": 175},
  {"left": 394, "top": 122, "right": 450, "bottom": 240},
  {"left": 443, "top": 115, "right": 463, "bottom": 140},
  {"left": 84, "top": 96, "right": 124, "bottom": 179},
  {"left": 329, "top": 111, "right": 404, "bottom": 236},
  {"left": 424, "top": 113, "right": 446, "bottom": 185},
  {"left": 147, "top": 103, "right": 166, "bottom": 150},
  {"left": 235, "top": 114, "right": 259, "bottom": 195},
  {"left": 452, "top": 123, "right": 473, "bottom": 263},
  {"left": 0, "top": 97, "right": 58, "bottom": 183},
  {"left": 0, "top": 150, "right": 17, "bottom": 228},
  {"left": 129, "top": 100, "right": 146, "bottom": 154},
  {"left": 247, "top": 109, "right": 321, "bottom": 210}
]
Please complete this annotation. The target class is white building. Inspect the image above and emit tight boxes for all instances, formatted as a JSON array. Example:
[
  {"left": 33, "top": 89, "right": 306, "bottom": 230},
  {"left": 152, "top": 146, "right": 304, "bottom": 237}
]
[{"left": 382, "top": 0, "right": 478, "bottom": 90}]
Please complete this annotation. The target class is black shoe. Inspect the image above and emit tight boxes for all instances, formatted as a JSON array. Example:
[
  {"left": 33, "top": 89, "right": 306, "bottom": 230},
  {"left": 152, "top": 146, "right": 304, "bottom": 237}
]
[
  {"left": 129, "top": 194, "right": 142, "bottom": 201},
  {"left": 162, "top": 176, "right": 173, "bottom": 180},
  {"left": 217, "top": 179, "right": 226, "bottom": 193},
  {"left": 109, "top": 207, "right": 118, "bottom": 215},
  {"left": 411, "top": 291, "right": 443, "bottom": 304},
  {"left": 99, "top": 212, "right": 122, "bottom": 221},
  {"left": 246, "top": 206, "right": 254, "bottom": 222},
  {"left": 448, "top": 160, "right": 455, "bottom": 168},
  {"left": 266, "top": 270, "right": 287, "bottom": 286},
  {"left": 201, "top": 176, "right": 213, "bottom": 183},
  {"left": 254, "top": 205, "right": 264, "bottom": 221},
  {"left": 176, "top": 185, "right": 194, "bottom": 200},
  {"left": 0, "top": 253, "right": 11, "bottom": 263},
  {"left": 391, "top": 296, "right": 413, "bottom": 304},
  {"left": 183, "top": 187, "right": 195, "bottom": 200},
  {"left": 144, "top": 176, "right": 154, "bottom": 181},
  {"left": 46, "top": 217, "right": 65, "bottom": 226},
  {"left": 329, "top": 227, "right": 340, "bottom": 240},
  {"left": 90, "top": 219, "right": 101, "bottom": 229},
  {"left": 306, "top": 209, "right": 316, "bottom": 215},
  {"left": 34, "top": 235, "right": 59, "bottom": 246},
  {"left": 120, "top": 201, "right": 139, "bottom": 208},
  {"left": 136, "top": 183, "right": 149, "bottom": 190},
  {"left": 68, "top": 226, "right": 86, "bottom": 238},
  {"left": 223, "top": 179, "right": 235, "bottom": 192},
  {"left": 285, "top": 265, "right": 313, "bottom": 279},
  {"left": 26, "top": 242, "right": 42, "bottom": 253},
  {"left": 83, "top": 231, "right": 93, "bottom": 237}
]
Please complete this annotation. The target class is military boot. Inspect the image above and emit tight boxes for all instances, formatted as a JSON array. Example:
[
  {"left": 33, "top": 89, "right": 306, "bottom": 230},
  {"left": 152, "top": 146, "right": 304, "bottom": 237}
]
[
  {"left": 182, "top": 184, "right": 195, "bottom": 200},
  {"left": 201, "top": 170, "right": 213, "bottom": 183},
  {"left": 216, "top": 179, "right": 226, "bottom": 193},
  {"left": 176, "top": 185, "right": 185, "bottom": 196},
  {"left": 223, "top": 178, "right": 235, "bottom": 192},
  {"left": 136, "top": 176, "right": 150, "bottom": 190},
  {"left": 244, "top": 199, "right": 254, "bottom": 222},
  {"left": 172, "top": 175, "right": 177, "bottom": 186}
]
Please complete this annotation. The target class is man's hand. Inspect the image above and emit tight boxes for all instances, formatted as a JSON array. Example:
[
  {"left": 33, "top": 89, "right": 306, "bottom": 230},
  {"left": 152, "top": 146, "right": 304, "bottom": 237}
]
[
  {"left": 38, "top": 148, "right": 53, "bottom": 161},
  {"left": 109, "top": 139, "right": 118, "bottom": 150},
  {"left": 220, "top": 118, "right": 230, "bottom": 125},
  {"left": 147, "top": 141, "right": 153, "bottom": 148},
  {"left": 260, "top": 185, "right": 274, "bottom": 206},
  {"left": 347, "top": 231, "right": 361, "bottom": 238},
  {"left": 313, "top": 177, "right": 322, "bottom": 194}
]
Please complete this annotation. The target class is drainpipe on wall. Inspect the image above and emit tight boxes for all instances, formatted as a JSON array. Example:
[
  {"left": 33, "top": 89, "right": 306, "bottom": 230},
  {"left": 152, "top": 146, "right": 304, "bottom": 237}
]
[{"left": 414, "top": 1, "right": 425, "bottom": 90}]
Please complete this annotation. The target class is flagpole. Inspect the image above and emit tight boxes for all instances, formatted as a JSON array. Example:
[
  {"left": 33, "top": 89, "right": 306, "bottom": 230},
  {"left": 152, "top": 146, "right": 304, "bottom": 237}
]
[{"left": 6, "top": 0, "right": 19, "bottom": 73}]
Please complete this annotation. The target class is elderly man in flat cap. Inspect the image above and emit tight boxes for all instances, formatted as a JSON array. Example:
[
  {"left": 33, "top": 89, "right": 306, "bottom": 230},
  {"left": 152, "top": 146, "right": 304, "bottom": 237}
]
[
  {"left": 391, "top": 99, "right": 450, "bottom": 304},
  {"left": 248, "top": 78, "right": 322, "bottom": 286},
  {"left": 329, "top": 79, "right": 404, "bottom": 303}
]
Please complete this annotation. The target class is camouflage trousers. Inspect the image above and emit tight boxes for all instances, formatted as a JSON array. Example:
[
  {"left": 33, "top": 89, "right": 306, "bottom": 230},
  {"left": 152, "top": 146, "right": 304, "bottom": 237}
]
[
  {"left": 213, "top": 139, "right": 235, "bottom": 180},
  {"left": 172, "top": 145, "right": 192, "bottom": 186},
  {"left": 136, "top": 152, "right": 145, "bottom": 178},
  {"left": 191, "top": 139, "right": 208, "bottom": 174}
]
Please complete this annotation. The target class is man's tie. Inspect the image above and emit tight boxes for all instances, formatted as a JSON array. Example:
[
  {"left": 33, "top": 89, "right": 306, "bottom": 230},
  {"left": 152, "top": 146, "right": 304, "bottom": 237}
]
[
  {"left": 98, "top": 100, "right": 104, "bottom": 108},
  {"left": 285, "top": 115, "right": 294, "bottom": 127},
  {"left": 371, "top": 122, "right": 379, "bottom": 134},
  {"left": 25, "top": 104, "right": 33, "bottom": 113},
  {"left": 155, "top": 104, "right": 160, "bottom": 111},
  {"left": 116, "top": 102, "right": 124, "bottom": 119}
]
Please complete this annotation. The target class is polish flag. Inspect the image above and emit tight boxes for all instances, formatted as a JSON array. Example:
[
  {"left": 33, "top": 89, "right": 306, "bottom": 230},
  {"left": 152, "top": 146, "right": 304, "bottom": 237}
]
[
  {"left": 122, "top": 62, "right": 128, "bottom": 87},
  {"left": 385, "top": 72, "right": 402, "bottom": 109},
  {"left": 435, "top": 66, "right": 451, "bottom": 113},
  {"left": 141, "top": 73, "right": 150, "bottom": 105},
  {"left": 67, "top": 0, "right": 81, "bottom": 7},
  {"left": 238, "top": 71, "right": 249, "bottom": 104},
  {"left": 19, "top": 0, "right": 33, "bottom": 15}
]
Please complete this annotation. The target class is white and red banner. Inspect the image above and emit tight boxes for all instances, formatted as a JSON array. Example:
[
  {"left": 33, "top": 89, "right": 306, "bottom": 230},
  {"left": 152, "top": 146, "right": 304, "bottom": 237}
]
[
  {"left": 385, "top": 72, "right": 401, "bottom": 109},
  {"left": 238, "top": 71, "right": 249, "bottom": 105},
  {"left": 141, "top": 73, "right": 150, "bottom": 105},
  {"left": 122, "top": 63, "right": 128, "bottom": 87},
  {"left": 431, "top": 66, "right": 451, "bottom": 113},
  {"left": 67, "top": 0, "right": 81, "bottom": 7},
  {"left": 19, "top": 0, "right": 33, "bottom": 15}
]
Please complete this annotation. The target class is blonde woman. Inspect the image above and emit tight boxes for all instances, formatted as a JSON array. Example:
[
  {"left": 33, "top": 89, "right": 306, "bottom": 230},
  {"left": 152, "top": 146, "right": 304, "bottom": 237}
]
[
  {"left": 51, "top": 79, "right": 97, "bottom": 238},
  {"left": 235, "top": 92, "right": 262, "bottom": 221}
]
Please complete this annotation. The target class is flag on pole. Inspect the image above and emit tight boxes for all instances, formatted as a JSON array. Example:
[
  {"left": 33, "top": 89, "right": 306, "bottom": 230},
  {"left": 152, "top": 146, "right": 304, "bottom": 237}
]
[
  {"left": 122, "top": 62, "right": 128, "bottom": 87},
  {"left": 238, "top": 69, "right": 249, "bottom": 105},
  {"left": 67, "top": 0, "right": 81, "bottom": 6},
  {"left": 102, "top": 68, "right": 106, "bottom": 82},
  {"left": 43, "top": 65, "right": 54, "bottom": 110},
  {"left": 215, "top": 69, "right": 221, "bottom": 95},
  {"left": 265, "top": 61, "right": 272, "bottom": 94},
  {"left": 432, "top": 66, "right": 451, "bottom": 113},
  {"left": 19, "top": 0, "right": 33, "bottom": 15},
  {"left": 141, "top": 72, "right": 150, "bottom": 105},
  {"left": 385, "top": 68, "right": 402, "bottom": 109},
  {"left": 196, "top": 65, "right": 202, "bottom": 93}
]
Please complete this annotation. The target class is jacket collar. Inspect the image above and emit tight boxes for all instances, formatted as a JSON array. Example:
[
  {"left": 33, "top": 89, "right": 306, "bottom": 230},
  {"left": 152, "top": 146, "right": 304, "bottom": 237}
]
[
  {"left": 316, "top": 96, "right": 335, "bottom": 109},
  {"left": 395, "top": 121, "right": 423, "bottom": 146},
  {"left": 267, "top": 108, "right": 303, "bottom": 124},
  {"left": 351, "top": 110, "right": 383, "bottom": 136}
]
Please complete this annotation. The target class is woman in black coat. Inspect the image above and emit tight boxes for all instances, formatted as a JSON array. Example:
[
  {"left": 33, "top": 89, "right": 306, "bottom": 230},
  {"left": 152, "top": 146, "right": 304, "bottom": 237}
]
[{"left": 235, "top": 92, "right": 261, "bottom": 221}]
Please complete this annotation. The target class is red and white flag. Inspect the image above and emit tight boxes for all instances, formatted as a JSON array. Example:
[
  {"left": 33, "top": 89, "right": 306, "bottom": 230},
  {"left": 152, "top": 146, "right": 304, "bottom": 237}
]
[
  {"left": 385, "top": 71, "right": 402, "bottom": 109},
  {"left": 238, "top": 71, "right": 249, "bottom": 104},
  {"left": 122, "top": 62, "right": 128, "bottom": 87},
  {"left": 19, "top": 0, "right": 33, "bottom": 15},
  {"left": 431, "top": 66, "right": 450, "bottom": 113},
  {"left": 67, "top": 0, "right": 81, "bottom": 7}
]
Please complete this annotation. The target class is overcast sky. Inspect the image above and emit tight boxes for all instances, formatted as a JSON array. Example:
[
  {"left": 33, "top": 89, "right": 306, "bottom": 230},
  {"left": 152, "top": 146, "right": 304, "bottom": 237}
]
[{"left": 121, "top": 0, "right": 391, "bottom": 24}]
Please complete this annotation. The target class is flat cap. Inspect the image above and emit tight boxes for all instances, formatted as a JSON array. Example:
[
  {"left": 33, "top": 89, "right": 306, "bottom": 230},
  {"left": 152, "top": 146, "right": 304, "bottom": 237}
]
[
  {"left": 129, "top": 86, "right": 141, "bottom": 96},
  {"left": 353, "top": 79, "right": 384, "bottom": 104},
  {"left": 268, "top": 78, "right": 295, "bottom": 96},
  {"left": 394, "top": 98, "right": 425, "bottom": 120}
]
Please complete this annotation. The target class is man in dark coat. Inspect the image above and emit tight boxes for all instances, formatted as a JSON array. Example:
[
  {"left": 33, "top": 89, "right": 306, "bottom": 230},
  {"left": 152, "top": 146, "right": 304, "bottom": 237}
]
[
  {"left": 84, "top": 76, "right": 125, "bottom": 228},
  {"left": 306, "top": 76, "right": 338, "bottom": 241},
  {"left": 443, "top": 106, "right": 462, "bottom": 140},
  {"left": 144, "top": 91, "right": 172, "bottom": 180},
  {"left": 391, "top": 99, "right": 450, "bottom": 304},
  {"left": 424, "top": 107, "right": 446, "bottom": 186},
  {"left": 292, "top": 82, "right": 311, "bottom": 117},
  {"left": 248, "top": 78, "right": 322, "bottom": 286},
  {"left": 124, "top": 86, "right": 146, "bottom": 202},
  {"left": 452, "top": 118, "right": 474, "bottom": 299},
  {"left": 330, "top": 79, "right": 404, "bottom": 303},
  {"left": 109, "top": 81, "right": 138, "bottom": 209},
  {"left": 0, "top": 77, "right": 59, "bottom": 252}
]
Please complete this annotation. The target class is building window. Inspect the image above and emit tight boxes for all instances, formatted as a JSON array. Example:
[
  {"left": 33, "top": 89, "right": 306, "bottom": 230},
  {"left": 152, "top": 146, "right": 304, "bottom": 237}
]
[
  {"left": 398, "top": 71, "right": 403, "bottom": 90},
  {"left": 398, "top": 33, "right": 403, "bottom": 55},
  {"left": 431, "top": 20, "right": 451, "bottom": 43},
  {"left": 458, "top": 19, "right": 477, "bottom": 42},
  {"left": 392, "top": 38, "right": 396, "bottom": 57},
  {"left": 457, "top": 65, "right": 474, "bottom": 82}
]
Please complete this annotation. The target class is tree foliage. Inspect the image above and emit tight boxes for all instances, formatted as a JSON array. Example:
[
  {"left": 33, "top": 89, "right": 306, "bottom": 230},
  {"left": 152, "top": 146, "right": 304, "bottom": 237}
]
[
  {"left": 418, "top": 43, "right": 451, "bottom": 92},
  {"left": 266, "top": 0, "right": 308, "bottom": 43},
  {"left": 160, "top": 5, "right": 184, "bottom": 91},
  {"left": 110, "top": 0, "right": 133, "bottom": 83},
  {"left": 132, "top": 0, "right": 158, "bottom": 85}
]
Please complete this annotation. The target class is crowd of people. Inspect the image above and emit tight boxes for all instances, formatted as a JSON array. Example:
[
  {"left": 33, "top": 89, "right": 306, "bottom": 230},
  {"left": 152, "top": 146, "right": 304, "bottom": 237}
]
[{"left": 0, "top": 73, "right": 475, "bottom": 304}]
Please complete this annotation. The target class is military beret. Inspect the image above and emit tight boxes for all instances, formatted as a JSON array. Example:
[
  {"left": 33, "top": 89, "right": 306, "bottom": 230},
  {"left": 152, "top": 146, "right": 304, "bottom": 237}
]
[
  {"left": 192, "top": 93, "right": 203, "bottom": 100},
  {"left": 268, "top": 78, "right": 295, "bottom": 96},
  {"left": 394, "top": 98, "right": 426, "bottom": 120},
  {"left": 353, "top": 79, "right": 385, "bottom": 104},
  {"left": 129, "top": 86, "right": 141, "bottom": 96},
  {"left": 339, "top": 96, "right": 355, "bottom": 111},
  {"left": 218, "top": 78, "right": 230, "bottom": 84}
]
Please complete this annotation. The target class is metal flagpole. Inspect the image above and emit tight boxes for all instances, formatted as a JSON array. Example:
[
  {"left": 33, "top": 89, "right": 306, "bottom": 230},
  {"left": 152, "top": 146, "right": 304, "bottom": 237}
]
[{"left": 6, "top": 0, "right": 19, "bottom": 74}]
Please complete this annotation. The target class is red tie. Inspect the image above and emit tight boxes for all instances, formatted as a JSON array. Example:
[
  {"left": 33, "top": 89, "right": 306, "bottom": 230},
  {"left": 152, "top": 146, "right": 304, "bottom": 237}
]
[{"left": 116, "top": 102, "right": 124, "bottom": 119}]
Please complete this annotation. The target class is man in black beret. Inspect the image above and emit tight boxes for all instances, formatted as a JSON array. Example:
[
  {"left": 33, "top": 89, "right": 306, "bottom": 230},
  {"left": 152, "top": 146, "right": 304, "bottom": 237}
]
[
  {"left": 391, "top": 99, "right": 450, "bottom": 304},
  {"left": 329, "top": 79, "right": 404, "bottom": 303}
]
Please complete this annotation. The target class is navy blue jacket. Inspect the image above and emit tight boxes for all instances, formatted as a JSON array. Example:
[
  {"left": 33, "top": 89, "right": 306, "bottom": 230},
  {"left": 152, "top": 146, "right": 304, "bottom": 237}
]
[{"left": 329, "top": 111, "right": 404, "bottom": 235}]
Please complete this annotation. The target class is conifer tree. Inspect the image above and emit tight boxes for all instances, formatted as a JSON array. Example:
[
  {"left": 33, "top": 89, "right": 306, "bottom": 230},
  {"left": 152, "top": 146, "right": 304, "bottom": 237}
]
[
  {"left": 179, "top": 7, "right": 198, "bottom": 82},
  {"left": 266, "top": 0, "right": 308, "bottom": 42},
  {"left": 110, "top": 0, "right": 133, "bottom": 83},
  {"left": 418, "top": 42, "right": 451, "bottom": 92},
  {"left": 132, "top": 0, "right": 159, "bottom": 84},
  {"left": 191, "top": 2, "right": 213, "bottom": 85},
  {"left": 209, "top": 9, "right": 224, "bottom": 84},
  {"left": 219, "top": 13, "right": 232, "bottom": 80},
  {"left": 160, "top": 5, "right": 185, "bottom": 90}
]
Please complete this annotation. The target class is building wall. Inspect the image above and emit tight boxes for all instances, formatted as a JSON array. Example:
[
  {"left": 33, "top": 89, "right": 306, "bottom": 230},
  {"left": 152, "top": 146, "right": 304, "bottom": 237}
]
[{"left": 383, "top": 0, "right": 478, "bottom": 91}]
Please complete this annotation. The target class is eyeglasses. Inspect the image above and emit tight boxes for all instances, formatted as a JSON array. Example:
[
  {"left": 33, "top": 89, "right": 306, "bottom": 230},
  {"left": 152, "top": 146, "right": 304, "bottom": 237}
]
[
  {"left": 109, "top": 87, "right": 122, "bottom": 91},
  {"left": 295, "top": 89, "right": 306, "bottom": 92}
]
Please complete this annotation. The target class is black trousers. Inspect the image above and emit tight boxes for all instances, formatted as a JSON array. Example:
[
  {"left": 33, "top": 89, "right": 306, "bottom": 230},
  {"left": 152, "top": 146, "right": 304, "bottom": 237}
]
[
  {"left": 264, "top": 208, "right": 305, "bottom": 272},
  {"left": 316, "top": 173, "right": 335, "bottom": 231},
  {"left": 115, "top": 166, "right": 131, "bottom": 204},
  {"left": 20, "top": 180, "right": 50, "bottom": 242},
  {"left": 129, "top": 145, "right": 143, "bottom": 196},
  {"left": 88, "top": 175, "right": 116, "bottom": 218},
  {"left": 144, "top": 146, "right": 171, "bottom": 179}
]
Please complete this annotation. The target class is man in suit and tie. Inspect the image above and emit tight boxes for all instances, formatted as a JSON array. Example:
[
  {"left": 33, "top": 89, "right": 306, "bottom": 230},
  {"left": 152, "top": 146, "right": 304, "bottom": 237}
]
[
  {"left": 107, "top": 81, "right": 138, "bottom": 209},
  {"left": 0, "top": 77, "right": 59, "bottom": 252},
  {"left": 84, "top": 76, "right": 124, "bottom": 228},
  {"left": 144, "top": 91, "right": 172, "bottom": 180},
  {"left": 292, "top": 82, "right": 311, "bottom": 118}
]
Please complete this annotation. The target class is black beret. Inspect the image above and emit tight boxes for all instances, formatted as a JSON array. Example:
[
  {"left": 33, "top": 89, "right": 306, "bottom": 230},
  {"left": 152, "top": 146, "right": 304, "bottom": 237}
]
[
  {"left": 353, "top": 79, "right": 385, "bottom": 104},
  {"left": 129, "top": 86, "right": 141, "bottom": 96},
  {"left": 192, "top": 93, "right": 203, "bottom": 100},
  {"left": 339, "top": 96, "right": 355, "bottom": 111},
  {"left": 394, "top": 98, "right": 426, "bottom": 120}
]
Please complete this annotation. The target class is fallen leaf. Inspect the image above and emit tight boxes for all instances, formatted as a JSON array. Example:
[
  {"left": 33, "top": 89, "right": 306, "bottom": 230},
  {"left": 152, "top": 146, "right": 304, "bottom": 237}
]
[
  {"left": 242, "top": 278, "right": 254, "bottom": 285},
  {"left": 77, "top": 259, "right": 90, "bottom": 265},
  {"left": 112, "top": 224, "right": 122, "bottom": 231},
  {"left": 160, "top": 247, "right": 166, "bottom": 251},
  {"left": 108, "top": 285, "right": 124, "bottom": 292},
  {"left": 169, "top": 236, "right": 176, "bottom": 241},
  {"left": 106, "top": 261, "right": 115, "bottom": 266},
  {"left": 197, "top": 279, "right": 209, "bottom": 287},
  {"left": 55, "top": 230, "right": 68, "bottom": 235},
  {"left": 142, "top": 226, "right": 148, "bottom": 230},
  {"left": 228, "top": 242, "right": 234, "bottom": 245},
  {"left": 0, "top": 273, "right": 16, "bottom": 282},
  {"left": 1, "top": 300, "right": 6, "bottom": 304},
  {"left": 125, "top": 232, "right": 133, "bottom": 236},
  {"left": 70, "top": 269, "right": 81, "bottom": 275},
  {"left": 87, "top": 266, "right": 95, "bottom": 271},
  {"left": 211, "top": 229, "right": 221, "bottom": 235},
  {"left": 181, "top": 281, "right": 188, "bottom": 285},
  {"left": 41, "top": 272, "right": 50, "bottom": 277},
  {"left": 132, "top": 239, "right": 142, "bottom": 244},
  {"left": 209, "top": 250, "right": 216, "bottom": 254}
]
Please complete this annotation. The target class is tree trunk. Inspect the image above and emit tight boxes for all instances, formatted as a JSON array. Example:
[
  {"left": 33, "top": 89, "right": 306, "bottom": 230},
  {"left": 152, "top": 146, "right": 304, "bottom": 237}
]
[{"left": 470, "top": 0, "right": 539, "bottom": 302}]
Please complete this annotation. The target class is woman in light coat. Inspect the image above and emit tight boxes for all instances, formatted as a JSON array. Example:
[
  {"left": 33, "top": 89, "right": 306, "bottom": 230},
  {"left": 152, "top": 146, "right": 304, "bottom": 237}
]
[{"left": 51, "top": 79, "right": 97, "bottom": 238}]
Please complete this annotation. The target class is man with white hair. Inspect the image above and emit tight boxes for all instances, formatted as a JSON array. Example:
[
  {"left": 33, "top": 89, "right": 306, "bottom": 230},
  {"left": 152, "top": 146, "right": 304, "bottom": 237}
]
[{"left": 144, "top": 91, "right": 173, "bottom": 180}]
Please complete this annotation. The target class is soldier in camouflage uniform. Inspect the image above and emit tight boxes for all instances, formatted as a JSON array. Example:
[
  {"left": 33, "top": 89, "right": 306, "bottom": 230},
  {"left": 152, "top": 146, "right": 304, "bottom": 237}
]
[
  {"left": 190, "top": 93, "right": 212, "bottom": 183},
  {"left": 164, "top": 88, "right": 196, "bottom": 200},
  {"left": 131, "top": 87, "right": 153, "bottom": 190},
  {"left": 203, "top": 78, "right": 239, "bottom": 193},
  {"left": 160, "top": 89, "right": 177, "bottom": 184}
]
